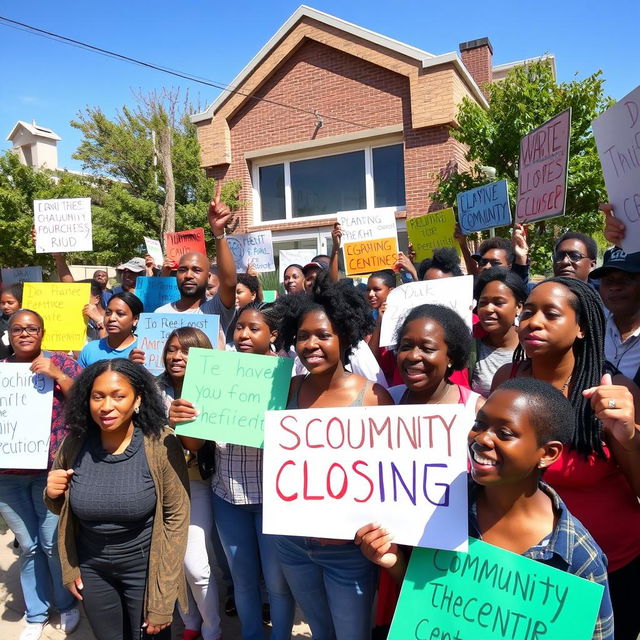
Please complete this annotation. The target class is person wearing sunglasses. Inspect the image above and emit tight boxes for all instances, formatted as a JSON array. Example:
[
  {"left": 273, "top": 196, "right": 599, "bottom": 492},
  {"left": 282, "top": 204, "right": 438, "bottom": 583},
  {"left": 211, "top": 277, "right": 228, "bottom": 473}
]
[
  {"left": 0, "top": 309, "right": 82, "bottom": 640},
  {"left": 552, "top": 232, "right": 597, "bottom": 282}
]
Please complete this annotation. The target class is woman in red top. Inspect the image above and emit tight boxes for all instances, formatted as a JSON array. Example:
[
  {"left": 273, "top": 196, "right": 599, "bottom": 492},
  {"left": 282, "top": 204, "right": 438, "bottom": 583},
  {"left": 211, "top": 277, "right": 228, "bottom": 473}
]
[{"left": 492, "top": 276, "right": 640, "bottom": 640}]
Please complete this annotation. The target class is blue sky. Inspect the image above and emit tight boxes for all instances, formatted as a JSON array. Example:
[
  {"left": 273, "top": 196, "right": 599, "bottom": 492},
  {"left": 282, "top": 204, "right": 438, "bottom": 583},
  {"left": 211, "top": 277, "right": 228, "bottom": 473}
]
[{"left": 1, "top": 0, "right": 637, "bottom": 172}]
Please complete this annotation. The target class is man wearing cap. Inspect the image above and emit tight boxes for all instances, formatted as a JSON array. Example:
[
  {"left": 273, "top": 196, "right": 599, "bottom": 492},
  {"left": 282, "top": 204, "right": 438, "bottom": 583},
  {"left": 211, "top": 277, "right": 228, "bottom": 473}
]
[
  {"left": 591, "top": 248, "right": 640, "bottom": 384},
  {"left": 113, "top": 257, "right": 147, "bottom": 295},
  {"left": 302, "top": 261, "right": 328, "bottom": 294}
]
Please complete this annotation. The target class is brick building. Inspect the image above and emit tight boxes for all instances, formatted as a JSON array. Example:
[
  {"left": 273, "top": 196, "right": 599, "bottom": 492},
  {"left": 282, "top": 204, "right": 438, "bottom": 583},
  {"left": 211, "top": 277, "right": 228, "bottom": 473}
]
[{"left": 192, "top": 6, "right": 555, "bottom": 260}]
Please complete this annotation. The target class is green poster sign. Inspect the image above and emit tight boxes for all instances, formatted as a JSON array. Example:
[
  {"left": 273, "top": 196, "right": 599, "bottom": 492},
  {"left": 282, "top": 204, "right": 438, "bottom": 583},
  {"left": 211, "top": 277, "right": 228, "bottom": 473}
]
[
  {"left": 389, "top": 538, "right": 603, "bottom": 640},
  {"left": 176, "top": 348, "right": 293, "bottom": 448},
  {"left": 262, "top": 290, "right": 277, "bottom": 303}
]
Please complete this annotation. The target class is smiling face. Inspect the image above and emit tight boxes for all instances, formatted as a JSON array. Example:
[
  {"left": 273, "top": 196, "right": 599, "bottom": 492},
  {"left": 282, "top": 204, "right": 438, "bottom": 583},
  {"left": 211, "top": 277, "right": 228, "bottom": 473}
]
[
  {"left": 1, "top": 293, "right": 21, "bottom": 317},
  {"left": 176, "top": 253, "right": 209, "bottom": 299},
  {"left": 283, "top": 266, "right": 304, "bottom": 294},
  {"left": 89, "top": 371, "right": 140, "bottom": 435},
  {"left": 468, "top": 389, "right": 559, "bottom": 486},
  {"left": 234, "top": 308, "right": 276, "bottom": 355},
  {"left": 552, "top": 238, "right": 595, "bottom": 281},
  {"left": 8, "top": 311, "right": 43, "bottom": 360},
  {"left": 396, "top": 317, "right": 450, "bottom": 395},
  {"left": 477, "top": 281, "right": 522, "bottom": 335},
  {"left": 517, "top": 282, "right": 584, "bottom": 359},
  {"left": 295, "top": 310, "right": 342, "bottom": 373},
  {"left": 164, "top": 336, "right": 189, "bottom": 380},
  {"left": 366, "top": 276, "right": 392, "bottom": 310},
  {"left": 104, "top": 298, "right": 137, "bottom": 337}
]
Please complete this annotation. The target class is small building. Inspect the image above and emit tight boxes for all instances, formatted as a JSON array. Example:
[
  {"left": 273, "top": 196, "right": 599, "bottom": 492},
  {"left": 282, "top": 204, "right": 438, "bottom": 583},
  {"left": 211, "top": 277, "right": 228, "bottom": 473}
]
[
  {"left": 6, "top": 120, "right": 61, "bottom": 170},
  {"left": 192, "top": 5, "right": 554, "bottom": 257}
]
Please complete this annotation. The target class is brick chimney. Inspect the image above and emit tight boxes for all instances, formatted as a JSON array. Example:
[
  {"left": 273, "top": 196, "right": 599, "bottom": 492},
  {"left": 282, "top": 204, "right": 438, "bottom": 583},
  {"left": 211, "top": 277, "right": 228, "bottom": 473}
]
[{"left": 459, "top": 37, "right": 493, "bottom": 98}]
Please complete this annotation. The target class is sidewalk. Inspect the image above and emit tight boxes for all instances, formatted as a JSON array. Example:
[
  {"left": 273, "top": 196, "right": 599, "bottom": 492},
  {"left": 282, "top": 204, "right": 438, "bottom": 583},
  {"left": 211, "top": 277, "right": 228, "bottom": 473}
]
[{"left": 0, "top": 530, "right": 311, "bottom": 640}]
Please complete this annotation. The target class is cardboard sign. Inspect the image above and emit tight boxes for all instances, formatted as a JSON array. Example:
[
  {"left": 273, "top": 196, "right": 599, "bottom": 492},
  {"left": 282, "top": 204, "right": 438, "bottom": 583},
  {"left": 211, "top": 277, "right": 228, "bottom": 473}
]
[
  {"left": 592, "top": 85, "right": 640, "bottom": 253},
  {"left": 22, "top": 283, "right": 89, "bottom": 351},
  {"left": 407, "top": 208, "right": 458, "bottom": 262},
  {"left": 278, "top": 250, "right": 316, "bottom": 285},
  {"left": 176, "top": 348, "right": 293, "bottom": 448},
  {"left": 379, "top": 276, "right": 474, "bottom": 347},
  {"left": 136, "top": 313, "right": 220, "bottom": 374},
  {"left": 457, "top": 180, "right": 512, "bottom": 234},
  {"left": 144, "top": 237, "right": 164, "bottom": 267},
  {"left": 517, "top": 109, "right": 571, "bottom": 223},
  {"left": 164, "top": 228, "right": 207, "bottom": 264},
  {"left": 389, "top": 538, "right": 604, "bottom": 640},
  {"left": 1, "top": 266, "right": 43, "bottom": 285},
  {"left": 134, "top": 277, "right": 180, "bottom": 313},
  {"left": 0, "top": 364, "right": 54, "bottom": 469},
  {"left": 336, "top": 208, "right": 399, "bottom": 276},
  {"left": 263, "top": 404, "right": 470, "bottom": 549},
  {"left": 227, "top": 230, "right": 275, "bottom": 272},
  {"left": 34, "top": 197, "right": 93, "bottom": 253}
]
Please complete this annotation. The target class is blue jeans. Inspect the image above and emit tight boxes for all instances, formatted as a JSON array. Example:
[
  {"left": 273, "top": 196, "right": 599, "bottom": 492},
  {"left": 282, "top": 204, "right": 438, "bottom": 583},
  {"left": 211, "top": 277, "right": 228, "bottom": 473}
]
[
  {"left": 273, "top": 535, "right": 378, "bottom": 640},
  {"left": 0, "top": 473, "right": 75, "bottom": 622},
  {"left": 212, "top": 494, "right": 294, "bottom": 640}
]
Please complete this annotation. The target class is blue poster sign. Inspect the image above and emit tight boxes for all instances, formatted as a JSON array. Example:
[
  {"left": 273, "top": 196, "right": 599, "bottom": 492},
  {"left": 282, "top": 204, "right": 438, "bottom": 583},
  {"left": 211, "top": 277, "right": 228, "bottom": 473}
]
[{"left": 457, "top": 180, "right": 512, "bottom": 234}]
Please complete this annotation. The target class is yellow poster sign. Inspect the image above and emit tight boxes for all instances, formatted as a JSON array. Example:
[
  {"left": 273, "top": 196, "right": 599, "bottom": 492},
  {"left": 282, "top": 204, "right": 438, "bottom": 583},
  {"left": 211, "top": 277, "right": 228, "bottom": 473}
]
[
  {"left": 343, "top": 237, "right": 398, "bottom": 275},
  {"left": 407, "top": 208, "right": 459, "bottom": 262},
  {"left": 23, "top": 283, "right": 90, "bottom": 351}
]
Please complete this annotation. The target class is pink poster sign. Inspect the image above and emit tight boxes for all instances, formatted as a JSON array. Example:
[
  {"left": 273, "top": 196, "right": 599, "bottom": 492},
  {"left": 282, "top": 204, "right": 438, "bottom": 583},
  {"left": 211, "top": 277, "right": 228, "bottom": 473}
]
[{"left": 516, "top": 109, "right": 571, "bottom": 223}]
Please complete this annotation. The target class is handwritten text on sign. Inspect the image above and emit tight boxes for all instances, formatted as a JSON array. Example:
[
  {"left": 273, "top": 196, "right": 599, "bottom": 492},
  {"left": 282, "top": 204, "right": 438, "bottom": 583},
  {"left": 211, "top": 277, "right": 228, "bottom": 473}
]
[
  {"left": 592, "top": 85, "right": 640, "bottom": 253},
  {"left": 457, "top": 180, "right": 512, "bottom": 234},
  {"left": 227, "top": 230, "right": 275, "bottom": 272},
  {"left": 407, "top": 208, "right": 458, "bottom": 262},
  {"left": 176, "top": 348, "right": 293, "bottom": 448},
  {"left": 337, "top": 208, "right": 399, "bottom": 276},
  {"left": 164, "top": 228, "right": 207, "bottom": 264},
  {"left": 137, "top": 313, "right": 220, "bottom": 374},
  {"left": 379, "top": 276, "right": 474, "bottom": 348},
  {"left": 1, "top": 266, "right": 43, "bottom": 285},
  {"left": 388, "top": 538, "right": 604, "bottom": 640},
  {"left": 263, "top": 404, "right": 470, "bottom": 550},
  {"left": 0, "top": 364, "right": 54, "bottom": 470},
  {"left": 517, "top": 109, "right": 571, "bottom": 223},
  {"left": 144, "top": 237, "right": 164, "bottom": 266},
  {"left": 34, "top": 197, "right": 93, "bottom": 253},
  {"left": 22, "top": 283, "right": 90, "bottom": 352},
  {"left": 134, "top": 277, "right": 180, "bottom": 313}
]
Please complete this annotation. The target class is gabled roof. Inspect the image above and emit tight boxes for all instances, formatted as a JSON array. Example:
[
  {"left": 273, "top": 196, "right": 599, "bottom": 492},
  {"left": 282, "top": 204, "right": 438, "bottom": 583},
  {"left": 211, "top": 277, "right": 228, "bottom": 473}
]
[
  {"left": 191, "top": 4, "right": 488, "bottom": 123},
  {"left": 6, "top": 120, "right": 61, "bottom": 142}
]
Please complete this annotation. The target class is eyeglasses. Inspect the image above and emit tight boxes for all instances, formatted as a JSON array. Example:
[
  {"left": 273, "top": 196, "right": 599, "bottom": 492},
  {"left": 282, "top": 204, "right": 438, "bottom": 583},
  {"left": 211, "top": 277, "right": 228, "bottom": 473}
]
[
  {"left": 553, "top": 250, "right": 589, "bottom": 263},
  {"left": 10, "top": 325, "right": 42, "bottom": 337},
  {"left": 476, "top": 258, "right": 504, "bottom": 267}
]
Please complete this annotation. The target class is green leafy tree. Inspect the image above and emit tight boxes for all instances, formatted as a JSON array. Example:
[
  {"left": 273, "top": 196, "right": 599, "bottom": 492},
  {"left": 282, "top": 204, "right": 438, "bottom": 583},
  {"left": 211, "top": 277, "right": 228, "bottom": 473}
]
[{"left": 433, "top": 60, "right": 613, "bottom": 272}]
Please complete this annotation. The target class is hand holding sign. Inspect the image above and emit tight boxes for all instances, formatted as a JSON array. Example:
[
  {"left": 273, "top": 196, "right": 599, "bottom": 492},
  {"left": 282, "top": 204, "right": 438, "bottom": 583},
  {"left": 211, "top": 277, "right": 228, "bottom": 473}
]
[
  {"left": 583, "top": 373, "right": 639, "bottom": 449},
  {"left": 512, "top": 223, "right": 529, "bottom": 263},
  {"left": 355, "top": 522, "right": 401, "bottom": 571},
  {"left": 169, "top": 398, "right": 197, "bottom": 428},
  {"left": 209, "top": 182, "right": 233, "bottom": 238},
  {"left": 331, "top": 223, "right": 342, "bottom": 251},
  {"left": 600, "top": 203, "right": 626, "bottom": 246}
]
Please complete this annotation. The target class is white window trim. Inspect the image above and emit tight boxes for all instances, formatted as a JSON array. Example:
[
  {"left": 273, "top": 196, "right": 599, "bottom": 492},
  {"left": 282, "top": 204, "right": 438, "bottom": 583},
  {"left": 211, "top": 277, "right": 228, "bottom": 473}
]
[{"left": 251, "top": 141, "right": 406, "bottom": 226}]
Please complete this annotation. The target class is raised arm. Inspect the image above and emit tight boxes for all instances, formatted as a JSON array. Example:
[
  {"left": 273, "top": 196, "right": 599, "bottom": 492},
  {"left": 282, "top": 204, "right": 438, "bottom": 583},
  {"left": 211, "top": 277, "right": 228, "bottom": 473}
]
[{"left": 208, "top": 181, "right": 237, "bottom": 309}]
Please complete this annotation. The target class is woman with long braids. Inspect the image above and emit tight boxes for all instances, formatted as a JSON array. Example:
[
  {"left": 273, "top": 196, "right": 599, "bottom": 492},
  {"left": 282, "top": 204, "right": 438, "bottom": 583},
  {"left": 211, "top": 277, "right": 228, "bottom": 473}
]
[{"left": 492, "top": 276, "right": 640, "bottom": 640}]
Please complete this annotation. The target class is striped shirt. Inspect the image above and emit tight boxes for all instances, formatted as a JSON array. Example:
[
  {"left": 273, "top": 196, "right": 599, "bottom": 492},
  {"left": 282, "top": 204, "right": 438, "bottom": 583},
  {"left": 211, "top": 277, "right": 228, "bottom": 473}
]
[{"left": 211, "top": 443, "right": 263, "bottom": 505}]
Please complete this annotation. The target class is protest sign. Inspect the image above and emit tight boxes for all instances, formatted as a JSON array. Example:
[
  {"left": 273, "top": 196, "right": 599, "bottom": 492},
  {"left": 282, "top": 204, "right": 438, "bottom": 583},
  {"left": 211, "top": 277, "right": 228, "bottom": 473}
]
[
  {"left": 134, "top": 277, "right": 180, "bottom": 313},
  {"left": 144, "top": 237, "right": 164, "bottom": 267},
  {"left": 22, "top": 283, "right": 89, "bottom": 351},
  {"left": 516, "top": 109, "right": 571, "bottom": 223},
  {"left": 336, "top": 208, "right": 399, "bottom": 276},
  {"left": 136, "top": 313, "right": 220, "bottom": 374},
  {"left": 176, "top": 348, "right": 293, "bottom": 448},
  {"left": 457, "top": 180, "right": 512, "bottom": 234},
  {"left": 592, "top": 85, "right": 640, "bottom": 253},
  {"left": 164, "top": 228, "right": 207, "bottom": 264},
  {"left": 407, "top": 208, "right": 458, "bottom": 261},
  {"left": 263, "top": 403, "right": 470, "bottom": 549},
  {"left": 379, "top": 276, "right": 473, "bottom": 347},
  {"left": 0, "top": 364, "right": 54, "bottom": 469},
  {"left": 262, "top": 290, "right": 277, "bottom": 303},
  {"left": 388, "top": 538, "right": 604, "bottom": 640},
  {"left": 34, "top": 197, "right": 93, "bottom": 253},
  {"left": 1, "top": 266, "right": 43, "bottom": 285},
  {"left": 227, "top": 230, "right": 276, "bottom": 273},
  {"left": 278, "top": 250, "right": 316, "bottom": 284}
]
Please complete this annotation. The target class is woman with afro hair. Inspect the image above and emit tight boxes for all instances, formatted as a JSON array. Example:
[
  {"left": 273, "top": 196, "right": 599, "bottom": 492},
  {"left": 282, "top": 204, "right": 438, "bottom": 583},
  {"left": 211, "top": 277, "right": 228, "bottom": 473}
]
[{"left": 270, "top": 272, "right": 391, "bottom": 640}]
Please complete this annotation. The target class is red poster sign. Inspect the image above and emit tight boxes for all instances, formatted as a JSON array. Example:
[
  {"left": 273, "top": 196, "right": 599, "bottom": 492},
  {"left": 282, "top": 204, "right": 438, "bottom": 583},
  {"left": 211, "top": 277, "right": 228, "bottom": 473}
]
[{"left": 164, "top": 227, "right": 207, "bottom": 265}]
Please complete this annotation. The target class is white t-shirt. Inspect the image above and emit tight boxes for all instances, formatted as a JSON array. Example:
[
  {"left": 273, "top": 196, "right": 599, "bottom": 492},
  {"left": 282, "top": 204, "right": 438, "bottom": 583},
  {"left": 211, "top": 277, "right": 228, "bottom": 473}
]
[{"left": 604, "top": 313, "right": 640, "bottom": 381}]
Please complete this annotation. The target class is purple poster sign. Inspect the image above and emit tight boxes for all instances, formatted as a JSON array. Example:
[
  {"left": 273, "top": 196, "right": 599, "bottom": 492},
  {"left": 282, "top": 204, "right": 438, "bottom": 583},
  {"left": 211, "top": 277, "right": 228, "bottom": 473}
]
[{"left": 516, "top": 109, "right": 571, "bottom": 223}]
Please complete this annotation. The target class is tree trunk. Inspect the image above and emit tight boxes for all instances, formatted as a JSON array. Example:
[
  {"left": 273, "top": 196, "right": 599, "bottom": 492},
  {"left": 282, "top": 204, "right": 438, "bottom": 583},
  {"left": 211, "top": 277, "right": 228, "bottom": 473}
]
[{"left": 158, "top": 124, "right": 175, "bottom": 238}]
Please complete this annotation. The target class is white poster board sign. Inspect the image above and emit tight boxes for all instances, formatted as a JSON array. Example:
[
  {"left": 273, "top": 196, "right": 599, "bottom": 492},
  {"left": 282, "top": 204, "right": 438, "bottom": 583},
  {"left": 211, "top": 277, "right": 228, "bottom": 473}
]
[
  {"left": 263, "top": 404, "right": 470, "bottom": 550},
  {"left": 34, "top": 198, "right": 93, "bottom": 253},
  {"left": 0, "top": 364, "right": 54, "bottom": 469},
  {"left": 379, "top": 276, "right": 474, "bottom": 348},
  {"left": 592, "top": 85, "right": 640, "bottom": 253},
  {"left": 227, "top": 230, "right": 275, "bottom": 272},
  {"left": 144, "top": 237, "right": 164, "bottom": 267},
  {"left": 1, "top": 266, "right": 43, "bottom": 285},
  {"left": 278, "top": 250, "right": 316, "bottom": 285}
]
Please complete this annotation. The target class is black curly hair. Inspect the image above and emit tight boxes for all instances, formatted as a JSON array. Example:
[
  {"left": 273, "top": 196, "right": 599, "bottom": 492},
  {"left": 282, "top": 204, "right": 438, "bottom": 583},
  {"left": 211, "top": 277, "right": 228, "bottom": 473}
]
[
  {"left": 395, "top": 303, "right": 471, "bottom": 379},
  {"left": 64, "top": 359, "right": 167, "bottom": 439},
  {"left": 418, "top": 248, "right": 463, "bottom": 280},
  {"left": 473, "top": 266, "right": 527, "bottom": 304},
  {"left": 513, "top": 276, "right": 606, "bottom": 457},
  {"left": 237, "top": 273, "right": 263, "bottom": 304},
  {"left": 272, "top": 271, "right": 374, "bottom": 362}
]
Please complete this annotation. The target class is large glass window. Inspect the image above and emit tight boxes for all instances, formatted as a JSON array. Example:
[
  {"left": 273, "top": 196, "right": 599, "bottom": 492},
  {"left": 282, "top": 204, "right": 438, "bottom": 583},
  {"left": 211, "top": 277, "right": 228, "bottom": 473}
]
[
  {"left": 373, "top": 144, "right": 405, "bottom": 208},
  {"left": 258, "top": 164, "right": 285, "bottom": 221}
]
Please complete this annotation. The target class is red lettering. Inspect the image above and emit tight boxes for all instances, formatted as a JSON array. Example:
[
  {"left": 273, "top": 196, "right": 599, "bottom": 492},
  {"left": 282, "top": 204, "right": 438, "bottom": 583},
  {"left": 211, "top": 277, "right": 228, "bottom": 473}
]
[
  {"left": 305, "top": 418, "right": 324, "bottom": 448},
  {"left": 303, "top": 461, "right": 324, "bottom": 500},
  {"left": 326, "top": 417, "right": 345, "bottom": 449},
  {"left": 279, "top": 415, "right": 301, "bottom": 450},
  {"left": 275, "top": 461, "right": 297, "bottom": 501},
  {"left": 352, "top": 460, "right": 374, "bottom": 503},
  {"left": 326, "top": 463, "right": 348, "bottom": 499}
]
